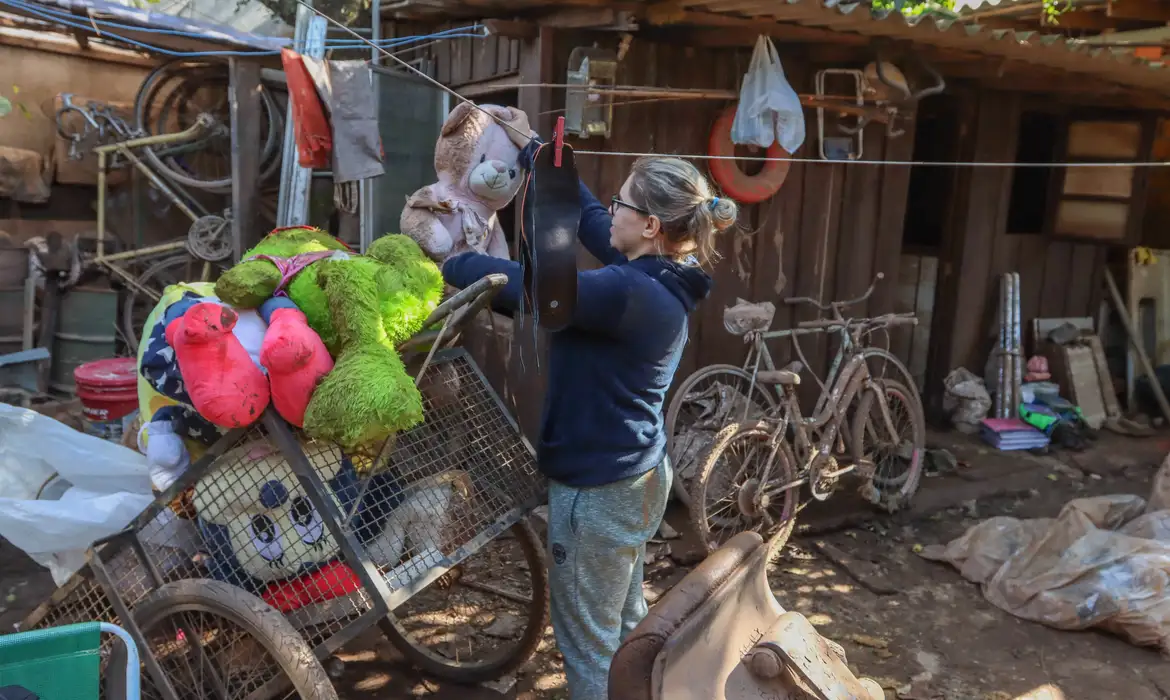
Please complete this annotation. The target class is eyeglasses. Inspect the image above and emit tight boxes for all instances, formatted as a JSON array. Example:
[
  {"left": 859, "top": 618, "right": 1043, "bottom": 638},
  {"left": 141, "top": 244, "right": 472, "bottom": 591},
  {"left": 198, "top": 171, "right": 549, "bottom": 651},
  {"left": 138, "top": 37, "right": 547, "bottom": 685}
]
[{"left": 610, "top": 196, "right": 650, "bottom": 217}]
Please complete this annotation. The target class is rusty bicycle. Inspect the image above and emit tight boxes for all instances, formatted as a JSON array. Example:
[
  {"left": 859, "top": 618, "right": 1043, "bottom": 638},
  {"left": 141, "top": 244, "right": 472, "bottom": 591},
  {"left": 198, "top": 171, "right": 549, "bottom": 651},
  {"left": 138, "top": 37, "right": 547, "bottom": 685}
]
[{"left": 681, "top": 273, "right": 926, "bottom": 551}]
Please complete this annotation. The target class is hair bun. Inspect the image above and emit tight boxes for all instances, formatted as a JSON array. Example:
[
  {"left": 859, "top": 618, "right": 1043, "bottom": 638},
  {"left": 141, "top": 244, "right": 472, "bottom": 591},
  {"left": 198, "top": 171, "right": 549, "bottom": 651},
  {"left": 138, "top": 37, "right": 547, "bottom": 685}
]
[{"left": 708, "top": 195, "right": 738, "bottom": 232}]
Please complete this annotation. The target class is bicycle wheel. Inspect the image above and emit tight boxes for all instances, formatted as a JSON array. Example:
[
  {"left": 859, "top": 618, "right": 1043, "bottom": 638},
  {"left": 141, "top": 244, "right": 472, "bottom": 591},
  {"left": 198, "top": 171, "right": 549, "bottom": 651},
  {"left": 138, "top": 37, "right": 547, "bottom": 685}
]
[
  {"left": 134, "top": 59, "right": 281, "bottom": 192},
  {"left": 120, "top": 254, "right": 228, "bottom": 350},
  {"left": 689, "top": 421, "right": 798, "bottom": 553},
  {"left": 377, "top": 518, "right": 549, "bottom": 683},
  {"left": 155, "top": 74, "right": 284, "bottom": 191},
  {"left": 850, "top": 378, "right": 926, "bottom": 513},
  {"left": 127, "top": 579, "right": 338, "bottom": 700},
  {"left": 665, "top": 364, "right": 777, "bottom": 506}
]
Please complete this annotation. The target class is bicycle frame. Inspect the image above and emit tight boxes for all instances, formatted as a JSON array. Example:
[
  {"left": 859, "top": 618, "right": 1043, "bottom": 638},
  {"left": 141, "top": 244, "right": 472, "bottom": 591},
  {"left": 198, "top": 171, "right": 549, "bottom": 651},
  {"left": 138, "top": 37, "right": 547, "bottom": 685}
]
[{"left": 92, "top": 115, "right": 216, "bottom": 301}]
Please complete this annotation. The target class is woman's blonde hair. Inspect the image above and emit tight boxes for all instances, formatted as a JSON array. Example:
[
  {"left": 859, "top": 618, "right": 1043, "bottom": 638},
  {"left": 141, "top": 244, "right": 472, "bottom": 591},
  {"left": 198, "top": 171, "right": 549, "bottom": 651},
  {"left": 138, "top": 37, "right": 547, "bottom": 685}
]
[{"left": 627, "top": 156, "right": 738, "bottom": 265}]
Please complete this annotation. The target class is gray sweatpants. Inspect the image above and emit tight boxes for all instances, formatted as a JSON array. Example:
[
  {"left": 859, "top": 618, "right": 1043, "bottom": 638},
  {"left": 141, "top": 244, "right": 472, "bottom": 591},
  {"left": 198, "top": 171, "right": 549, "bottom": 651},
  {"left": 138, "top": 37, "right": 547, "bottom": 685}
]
[{"left": 546, "top": 459, "right": 672, "bottom": 700}]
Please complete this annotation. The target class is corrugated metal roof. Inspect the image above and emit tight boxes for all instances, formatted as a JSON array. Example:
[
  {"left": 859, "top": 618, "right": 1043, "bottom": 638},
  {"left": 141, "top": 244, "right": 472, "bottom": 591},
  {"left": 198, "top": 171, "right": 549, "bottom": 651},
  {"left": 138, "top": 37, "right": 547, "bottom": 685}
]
[{"left": 685, "top": 0, "right": 1170, "bottom": 96}]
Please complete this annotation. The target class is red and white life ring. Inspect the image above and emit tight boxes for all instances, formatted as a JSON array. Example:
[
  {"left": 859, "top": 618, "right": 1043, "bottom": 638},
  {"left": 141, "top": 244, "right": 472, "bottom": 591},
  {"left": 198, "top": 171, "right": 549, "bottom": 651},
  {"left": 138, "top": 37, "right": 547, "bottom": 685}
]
[{"left": 707, "top": 105, "right": 791, "bottom": 204}]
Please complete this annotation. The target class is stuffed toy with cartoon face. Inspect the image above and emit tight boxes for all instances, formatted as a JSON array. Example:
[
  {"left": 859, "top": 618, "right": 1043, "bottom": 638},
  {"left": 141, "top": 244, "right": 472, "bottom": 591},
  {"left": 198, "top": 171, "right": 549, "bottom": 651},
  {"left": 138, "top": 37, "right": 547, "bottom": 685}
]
[
  {"left": 192, "top": 439, "right": 363, "bottom": 590},
  {"left": 400, "top": 103, "right": 534, "bottom": 263}
]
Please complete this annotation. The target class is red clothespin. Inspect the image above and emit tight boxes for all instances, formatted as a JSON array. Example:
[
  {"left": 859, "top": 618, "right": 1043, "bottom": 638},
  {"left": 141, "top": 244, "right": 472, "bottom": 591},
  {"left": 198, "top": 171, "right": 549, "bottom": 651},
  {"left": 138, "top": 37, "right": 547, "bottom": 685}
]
[{"left": 554, "top": 116, "right": 565, "bottom": 168}]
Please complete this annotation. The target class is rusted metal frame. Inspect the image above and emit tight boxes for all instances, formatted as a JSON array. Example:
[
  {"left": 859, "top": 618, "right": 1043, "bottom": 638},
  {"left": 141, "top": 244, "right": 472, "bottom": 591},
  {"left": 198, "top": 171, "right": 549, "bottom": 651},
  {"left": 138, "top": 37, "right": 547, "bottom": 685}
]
[{"left": 87, "top": 544, "right": 194, "bottom": 700}]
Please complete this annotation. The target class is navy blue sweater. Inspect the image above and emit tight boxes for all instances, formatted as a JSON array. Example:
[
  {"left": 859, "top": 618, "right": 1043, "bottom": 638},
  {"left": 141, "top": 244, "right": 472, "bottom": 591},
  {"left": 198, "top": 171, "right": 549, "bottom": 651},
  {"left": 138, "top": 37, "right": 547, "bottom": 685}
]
[{"left": 442, "top": 180, "right": 712, "bottom": 487}]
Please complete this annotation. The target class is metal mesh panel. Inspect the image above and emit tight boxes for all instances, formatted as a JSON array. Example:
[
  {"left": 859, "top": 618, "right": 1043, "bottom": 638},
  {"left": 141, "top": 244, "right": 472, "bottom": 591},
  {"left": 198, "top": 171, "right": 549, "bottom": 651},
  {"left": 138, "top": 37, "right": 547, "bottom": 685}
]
[{"left": 358, "top": 352, "right": 545, "bottom": 595}]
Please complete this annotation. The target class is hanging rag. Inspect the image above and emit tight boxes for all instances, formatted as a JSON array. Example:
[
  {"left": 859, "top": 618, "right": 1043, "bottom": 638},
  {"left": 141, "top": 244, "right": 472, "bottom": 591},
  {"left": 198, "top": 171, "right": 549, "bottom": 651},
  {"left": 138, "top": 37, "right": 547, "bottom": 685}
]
[
  {"left": 303, "top": 57, "right": 385, "bottom": 183},
  {"left": 280, "top": 49, "right": 332, "bottom": 169}
]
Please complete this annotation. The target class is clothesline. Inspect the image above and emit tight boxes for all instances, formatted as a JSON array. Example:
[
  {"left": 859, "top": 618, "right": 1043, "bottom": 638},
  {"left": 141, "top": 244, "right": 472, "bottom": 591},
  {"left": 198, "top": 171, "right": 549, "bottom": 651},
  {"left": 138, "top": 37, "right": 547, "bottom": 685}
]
[
  {"left": 293, "top": 1, "right": 1170, "bottom": 171},
  {"left": 572, "top": 150, "right": 1170, "bottom": 168}
]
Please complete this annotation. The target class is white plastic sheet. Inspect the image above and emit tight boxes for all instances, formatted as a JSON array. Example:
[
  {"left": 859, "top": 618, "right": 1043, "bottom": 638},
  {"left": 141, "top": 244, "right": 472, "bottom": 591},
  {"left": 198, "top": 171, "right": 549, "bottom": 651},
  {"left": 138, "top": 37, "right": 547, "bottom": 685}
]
[
  {"left": 0, "top": 403, "right": 156, "bottom": 585},
  {"left": 922, "top": 491, "right": 1170, "bottom": 655},
  {"left": 730, "top": 35, "right": 806, "bottom": 153}
]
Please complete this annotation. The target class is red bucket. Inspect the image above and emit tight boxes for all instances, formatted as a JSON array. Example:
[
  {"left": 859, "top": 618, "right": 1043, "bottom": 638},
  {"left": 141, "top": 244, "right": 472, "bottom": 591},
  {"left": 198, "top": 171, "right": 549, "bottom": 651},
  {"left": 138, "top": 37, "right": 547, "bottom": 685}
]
[{"left": 74, "top": 357, "right": 138, "bottom": 443}]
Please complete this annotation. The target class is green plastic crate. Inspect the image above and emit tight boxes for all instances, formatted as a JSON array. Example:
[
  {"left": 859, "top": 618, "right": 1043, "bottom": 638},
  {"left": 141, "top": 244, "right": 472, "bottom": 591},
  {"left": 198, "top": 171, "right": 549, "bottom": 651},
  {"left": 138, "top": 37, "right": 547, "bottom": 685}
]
[{"left": 0, "top": 622, "right": 140, "bottom": 700}]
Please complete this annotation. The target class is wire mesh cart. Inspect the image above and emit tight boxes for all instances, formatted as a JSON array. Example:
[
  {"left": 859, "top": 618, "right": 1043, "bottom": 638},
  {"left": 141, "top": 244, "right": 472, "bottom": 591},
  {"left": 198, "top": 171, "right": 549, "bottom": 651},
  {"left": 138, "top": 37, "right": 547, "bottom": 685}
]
[{"left": 18, "top": 274, "right": 551, "bottom": 699}]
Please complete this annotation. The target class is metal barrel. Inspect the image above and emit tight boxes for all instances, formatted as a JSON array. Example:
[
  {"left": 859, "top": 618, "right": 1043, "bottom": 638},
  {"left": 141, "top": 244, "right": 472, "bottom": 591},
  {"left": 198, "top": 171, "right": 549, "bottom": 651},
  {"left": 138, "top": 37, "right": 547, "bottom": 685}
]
[{"left": 50, "top": 286, "right": 118, "bottom": 394}]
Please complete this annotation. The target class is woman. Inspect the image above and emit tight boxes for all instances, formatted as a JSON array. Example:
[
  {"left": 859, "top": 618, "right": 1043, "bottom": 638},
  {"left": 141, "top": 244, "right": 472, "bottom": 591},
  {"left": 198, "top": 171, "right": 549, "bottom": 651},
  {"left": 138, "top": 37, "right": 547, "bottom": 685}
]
[{"left": 442, "top": 140, "right": 738, "bottom": 700}]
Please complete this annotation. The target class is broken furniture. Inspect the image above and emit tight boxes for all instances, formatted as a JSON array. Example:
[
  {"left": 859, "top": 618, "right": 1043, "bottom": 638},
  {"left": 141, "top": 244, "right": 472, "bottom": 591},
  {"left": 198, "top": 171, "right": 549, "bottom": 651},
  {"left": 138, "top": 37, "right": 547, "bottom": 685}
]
[{"left": 609, "top": 531, "right": 883, "bottom": 700}]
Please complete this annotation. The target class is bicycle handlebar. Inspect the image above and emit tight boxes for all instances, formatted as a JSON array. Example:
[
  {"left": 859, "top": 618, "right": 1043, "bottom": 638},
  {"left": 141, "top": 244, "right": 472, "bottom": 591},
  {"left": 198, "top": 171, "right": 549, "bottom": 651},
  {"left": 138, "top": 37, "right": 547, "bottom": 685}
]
[{"left": 784, "top": 272, "right": 885, "bottom": 312}]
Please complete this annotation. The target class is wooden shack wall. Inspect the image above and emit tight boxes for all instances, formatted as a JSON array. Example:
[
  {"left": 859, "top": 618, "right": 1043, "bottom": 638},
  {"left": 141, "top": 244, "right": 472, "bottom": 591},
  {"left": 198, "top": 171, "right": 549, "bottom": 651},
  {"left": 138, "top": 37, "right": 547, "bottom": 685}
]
[
  {"left": 552, "top": 37, "right": 917, "bottom": 400},
  {"left": 927, "top": 91, "right": 1108, "bottom": 409}
]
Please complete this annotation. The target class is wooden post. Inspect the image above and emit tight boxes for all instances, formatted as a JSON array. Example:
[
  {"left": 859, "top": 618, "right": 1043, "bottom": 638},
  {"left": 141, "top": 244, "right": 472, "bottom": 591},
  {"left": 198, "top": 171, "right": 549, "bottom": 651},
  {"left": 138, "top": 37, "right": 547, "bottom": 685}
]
[{"left": 229, "top": 58, "right": 263, "bottom": 262}]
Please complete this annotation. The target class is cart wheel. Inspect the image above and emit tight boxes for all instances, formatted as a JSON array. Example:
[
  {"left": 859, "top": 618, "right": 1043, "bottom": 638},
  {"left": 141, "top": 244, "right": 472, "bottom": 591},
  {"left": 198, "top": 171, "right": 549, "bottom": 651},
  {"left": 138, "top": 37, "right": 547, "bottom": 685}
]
[
  {"left": 127, "top": 579, "right": 338, "bottom": 700},
  {"left": 378, "top": 519, "right": 549, "bottom": 684}
]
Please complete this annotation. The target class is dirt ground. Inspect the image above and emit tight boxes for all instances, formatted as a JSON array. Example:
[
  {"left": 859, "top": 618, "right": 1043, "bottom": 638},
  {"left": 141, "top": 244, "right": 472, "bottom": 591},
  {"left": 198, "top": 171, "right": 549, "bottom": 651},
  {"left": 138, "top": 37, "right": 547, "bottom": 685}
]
[{"left": 3, "top": 428, "right": 1170, "bottom": 700}]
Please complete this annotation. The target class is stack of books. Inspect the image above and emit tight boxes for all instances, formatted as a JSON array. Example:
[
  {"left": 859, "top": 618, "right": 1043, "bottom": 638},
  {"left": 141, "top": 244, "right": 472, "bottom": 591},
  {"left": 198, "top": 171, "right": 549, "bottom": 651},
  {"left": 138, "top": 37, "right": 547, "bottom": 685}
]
[{"left": 979, "top": 417, "right": 1051, "bottom": 451}]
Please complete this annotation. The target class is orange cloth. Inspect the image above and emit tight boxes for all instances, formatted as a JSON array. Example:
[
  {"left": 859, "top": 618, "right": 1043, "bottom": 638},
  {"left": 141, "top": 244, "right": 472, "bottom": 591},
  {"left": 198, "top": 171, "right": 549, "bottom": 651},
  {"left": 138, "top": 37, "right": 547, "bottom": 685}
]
[{"left": 281, "top": 48, "right": 332, "bottom": 169}]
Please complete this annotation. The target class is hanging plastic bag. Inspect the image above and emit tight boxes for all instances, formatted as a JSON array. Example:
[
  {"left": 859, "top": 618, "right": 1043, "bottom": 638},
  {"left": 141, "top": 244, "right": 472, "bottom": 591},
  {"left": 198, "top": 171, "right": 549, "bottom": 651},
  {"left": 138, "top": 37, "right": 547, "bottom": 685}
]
[{"left": 730, "top": 35, "right": 806, "bottom": 153}]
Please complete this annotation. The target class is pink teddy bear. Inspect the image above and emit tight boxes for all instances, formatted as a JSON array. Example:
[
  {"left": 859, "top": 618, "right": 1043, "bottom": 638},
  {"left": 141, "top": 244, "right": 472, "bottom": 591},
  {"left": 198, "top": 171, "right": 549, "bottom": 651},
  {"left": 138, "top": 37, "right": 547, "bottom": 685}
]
[{"left": 400, "top": 102, "right": 533, "bottom": 262}]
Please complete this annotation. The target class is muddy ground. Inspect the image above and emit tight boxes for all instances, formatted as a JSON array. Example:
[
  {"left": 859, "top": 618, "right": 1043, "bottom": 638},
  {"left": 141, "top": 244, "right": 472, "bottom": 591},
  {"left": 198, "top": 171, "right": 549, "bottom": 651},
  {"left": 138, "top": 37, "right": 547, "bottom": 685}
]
[{"left": 3, "top": 429, "right": 1169, "bottom": 699}]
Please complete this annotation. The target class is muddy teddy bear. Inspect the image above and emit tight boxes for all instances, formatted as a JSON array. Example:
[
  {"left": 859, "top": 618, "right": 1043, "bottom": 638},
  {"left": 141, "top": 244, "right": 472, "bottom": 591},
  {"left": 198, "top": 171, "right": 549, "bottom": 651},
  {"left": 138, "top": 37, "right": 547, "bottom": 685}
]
[{"left": 400, "top": 102, "right": 533, "bottom": 263}]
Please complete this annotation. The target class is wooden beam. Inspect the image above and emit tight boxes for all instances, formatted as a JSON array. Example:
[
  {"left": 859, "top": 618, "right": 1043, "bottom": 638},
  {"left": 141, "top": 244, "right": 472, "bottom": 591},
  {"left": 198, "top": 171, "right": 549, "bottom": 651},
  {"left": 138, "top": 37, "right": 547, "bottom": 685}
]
[
  {"left": 459, "top": 74, "right": 519, "bottom": 97},
  {"left": 484, "top": 18, "right": 538, "bottom": 39},
  {"left": 1107, "top": 0, "right": 1170, "bottom": 22},
  {"left": 540, "top": 7, "right": 637, "bottom": 29},
  {"left": 0, "top": 29, "right": 156, "bottom": 68},
  {"left": 639, "top": 10, "right": 867, "bottom": 45}
]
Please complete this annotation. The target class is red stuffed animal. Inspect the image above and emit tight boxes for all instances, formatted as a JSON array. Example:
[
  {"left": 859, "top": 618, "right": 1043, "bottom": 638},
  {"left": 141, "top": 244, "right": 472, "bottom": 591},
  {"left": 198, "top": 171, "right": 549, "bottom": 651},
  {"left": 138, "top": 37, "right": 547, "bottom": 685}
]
[
  {"left": 166, "top": 302, "right": 270, "bottom": 428},
  {"left": 259, "top": 299, "right": 334, "bottom": 427}
]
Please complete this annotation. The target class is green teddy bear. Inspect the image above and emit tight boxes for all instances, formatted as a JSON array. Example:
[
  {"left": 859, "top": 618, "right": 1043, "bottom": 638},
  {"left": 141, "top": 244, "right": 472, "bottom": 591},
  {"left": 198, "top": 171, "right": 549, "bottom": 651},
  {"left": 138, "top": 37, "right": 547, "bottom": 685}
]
[{"left": 215, "top": 226, "right": 444, "bottom": 452}]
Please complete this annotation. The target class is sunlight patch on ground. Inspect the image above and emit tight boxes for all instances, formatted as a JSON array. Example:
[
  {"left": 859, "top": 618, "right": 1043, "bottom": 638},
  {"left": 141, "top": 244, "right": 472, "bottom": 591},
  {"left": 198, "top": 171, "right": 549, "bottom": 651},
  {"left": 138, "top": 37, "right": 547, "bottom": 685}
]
[
  {"left": 533, "top": 670, "right": 568, "bottom": 691},
  {"left": 353, "top": 671, "right": 392, "bottom": 692}
]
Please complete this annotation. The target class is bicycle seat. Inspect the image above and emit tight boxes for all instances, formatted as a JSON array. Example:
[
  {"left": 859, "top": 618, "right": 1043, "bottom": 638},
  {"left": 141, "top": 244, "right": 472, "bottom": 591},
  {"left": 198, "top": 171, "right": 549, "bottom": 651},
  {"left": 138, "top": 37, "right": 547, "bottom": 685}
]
[{"left": 757, "top": 370, "right": 800, "bottom": 386}]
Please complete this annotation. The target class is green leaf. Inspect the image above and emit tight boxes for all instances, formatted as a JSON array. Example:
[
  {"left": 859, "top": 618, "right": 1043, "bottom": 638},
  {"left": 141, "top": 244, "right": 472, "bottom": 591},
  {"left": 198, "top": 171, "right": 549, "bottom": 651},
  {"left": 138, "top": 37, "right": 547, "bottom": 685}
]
[
  {"left": 16, "top": 102, "right": 31, "bottom": 119},
  {"left": 0, "top": 96, "right": 11, "bottom": 118}
]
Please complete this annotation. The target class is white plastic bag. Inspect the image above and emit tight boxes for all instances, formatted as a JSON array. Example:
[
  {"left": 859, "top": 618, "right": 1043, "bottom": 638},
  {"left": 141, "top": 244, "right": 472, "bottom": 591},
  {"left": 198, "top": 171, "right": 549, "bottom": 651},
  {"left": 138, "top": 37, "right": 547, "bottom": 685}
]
[
  {"left": 0, "top": 403, "right": 156, "bottom": 584},
  {"left": 730, "top": 35, "right": 806, "bottom": 153}
]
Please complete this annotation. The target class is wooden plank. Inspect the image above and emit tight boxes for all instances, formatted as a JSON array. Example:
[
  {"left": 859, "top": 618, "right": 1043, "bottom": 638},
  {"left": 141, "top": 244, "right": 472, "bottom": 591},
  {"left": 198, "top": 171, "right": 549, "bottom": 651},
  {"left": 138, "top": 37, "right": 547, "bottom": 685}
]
[
  {"left": 450, "top": 36, "right": 472, "bottom": 85},
  {"left": 1015, "top": 234, "right": 1047, "bottom": 350},
  {"left": 869, "top": 112, "right": 916, "bottom": 318},
  {"left": 1039, "top": 241, "right": 1075, "bottom": 318},
  {"left": 484, "top": 19, "right": 539, "bottom": 39},
  {"left": 833, "top": 126, "right": 884, "bottom": 320},
  {"left": 435, "top": 22, "right": 451, "bottom": 84},
  {"left": 943, "top": 92, "right": 1019, "bottom": 373},
  {"left": 499, "top": 36, "right": 515, "bottom": 75},
  {"left": 892, "top": 254, "right": 921, "bottom": 369},
  {"left": 472, "top": 33, "right": 499, "bottom": 82},
  {"left": 910, "top": 255, "right": 938, "bottom": 391},
  {"left": 1064, "top": 243, "right": 1099, "bottom": 317},
  {"left": 794, "top": 159, "right": 845, "bottom": 403}
]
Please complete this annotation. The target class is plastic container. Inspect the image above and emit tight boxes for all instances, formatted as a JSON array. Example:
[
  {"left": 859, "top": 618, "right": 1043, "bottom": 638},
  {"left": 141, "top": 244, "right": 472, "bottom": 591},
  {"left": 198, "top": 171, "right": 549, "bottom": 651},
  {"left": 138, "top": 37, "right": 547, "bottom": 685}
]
[{"left": 73, "top": 357, "right": 139, "bottom": 444}]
